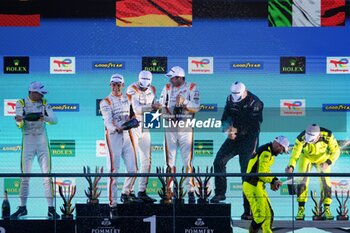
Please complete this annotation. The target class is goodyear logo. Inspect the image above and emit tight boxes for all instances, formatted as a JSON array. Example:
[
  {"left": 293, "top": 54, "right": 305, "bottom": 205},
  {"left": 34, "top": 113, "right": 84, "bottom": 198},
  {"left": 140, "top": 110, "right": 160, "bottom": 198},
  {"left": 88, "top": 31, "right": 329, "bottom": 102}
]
[
  {"left": 0, "top": 144, "right": 21, "bottom": 153},
  {"left": 151, "top": 144, "right": 164, "bottom": 151},
  {"left": 51, "top": 104, "right": 79, "bottom": 112},
  {"left": 93, "top": 62, "right": 125, "bottom": 69},
  {"left": 231, "top": 62, "right": 264, "bottom": 70},
  {"left": 322, "top": 104, "right": 350, "bottom": 112},
  {"left": 199, "top": 104, "right": 218, "bottom": 112}
]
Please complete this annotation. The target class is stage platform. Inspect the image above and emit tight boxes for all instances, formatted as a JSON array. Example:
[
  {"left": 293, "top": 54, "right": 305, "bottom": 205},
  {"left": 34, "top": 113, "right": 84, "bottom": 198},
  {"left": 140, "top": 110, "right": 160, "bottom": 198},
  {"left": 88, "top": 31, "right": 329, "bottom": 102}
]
[
  {"left": 1, "top": 203, "right": 232, "bottom": 233},
  {"left": 232, "top": 220, "right": 350, "bottom": 233}
]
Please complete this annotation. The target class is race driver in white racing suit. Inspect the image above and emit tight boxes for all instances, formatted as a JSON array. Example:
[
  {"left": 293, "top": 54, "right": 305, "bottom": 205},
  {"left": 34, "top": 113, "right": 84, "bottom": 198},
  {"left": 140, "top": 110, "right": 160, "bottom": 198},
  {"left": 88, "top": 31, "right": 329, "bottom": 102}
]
[
  {"left": 158, "top": 66, "right": 200, "bottom": 204},
  {"left": 100, "top": 73, "right": 143, "bottom": 218},
  {"left": 126, "top": 70, "right": 161, "bottom": 203},
  {"left": 11, "top": 81, "right": 59, "bottom": 219}
]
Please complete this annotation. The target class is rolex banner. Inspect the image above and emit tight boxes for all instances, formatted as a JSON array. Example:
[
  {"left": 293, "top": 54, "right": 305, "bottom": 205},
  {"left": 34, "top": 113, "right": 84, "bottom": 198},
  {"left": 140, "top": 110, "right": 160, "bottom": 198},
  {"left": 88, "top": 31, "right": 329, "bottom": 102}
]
[
  {"left": 50, "top": 140, "right": 76, "bottom": 157},
  {"left": 0, "top": 0, "right": 40, "bottom": 27},
  {"left": 194, "top": 140, "right": 213, "bottom": 157},
  {"left": 116, "top": 0, "right": 192, "bottom": 27},
  {"left": 268, "top": 0, "right": 345, "bottom": 27}
]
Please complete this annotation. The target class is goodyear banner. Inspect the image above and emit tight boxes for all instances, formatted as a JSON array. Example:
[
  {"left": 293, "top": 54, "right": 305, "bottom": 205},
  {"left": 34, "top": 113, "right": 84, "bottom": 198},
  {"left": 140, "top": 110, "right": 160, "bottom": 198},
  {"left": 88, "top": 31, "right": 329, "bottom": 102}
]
[
  {"left": 0, "top": 144, "right": 21, "bottom": 153},
  {"left": 50, "top": 104, "right": 80, "bottom": 112}
]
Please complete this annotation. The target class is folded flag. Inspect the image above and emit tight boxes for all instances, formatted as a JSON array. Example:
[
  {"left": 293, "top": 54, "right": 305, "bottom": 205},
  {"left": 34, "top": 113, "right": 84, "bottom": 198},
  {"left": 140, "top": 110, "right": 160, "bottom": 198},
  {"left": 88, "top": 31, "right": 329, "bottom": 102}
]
[
  {"left": 0, "top": 0, "right": 40, "bottom": 27},
  {"left": 268, "top": 0, "right": 345, "bottom": 27},
  {"left": 116, "top": 0, "right": 192, "bottom": 27}
]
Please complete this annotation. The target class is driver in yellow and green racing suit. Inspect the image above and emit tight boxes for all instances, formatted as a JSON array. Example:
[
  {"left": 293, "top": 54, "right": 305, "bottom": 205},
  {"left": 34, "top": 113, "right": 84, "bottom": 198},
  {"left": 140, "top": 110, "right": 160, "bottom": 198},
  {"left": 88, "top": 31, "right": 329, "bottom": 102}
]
[
  {"left": 243, "top": 136, "right": 289, "bottom": 233},
  {"left": 285, "top": 124, "right": 340, "bottom": 220}
]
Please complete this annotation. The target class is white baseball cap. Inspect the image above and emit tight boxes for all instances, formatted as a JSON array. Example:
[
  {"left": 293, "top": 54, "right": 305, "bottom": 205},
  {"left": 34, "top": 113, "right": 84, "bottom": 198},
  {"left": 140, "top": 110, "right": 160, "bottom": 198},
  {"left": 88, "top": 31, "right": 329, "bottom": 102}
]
[
  {"left": 138, "top": 70, "right": 152, "bottom": 88},
  {"left": 305, "top": 124, "right": 321, "bottom": 143},
  {"left": 230, "top": 81, "right": 246, "bottom": 102},
  {"left": 165, "top": 66, "right": 185, "bottom": 78},
  {"left": 274, "top": 136, "right": 290, "bottom": 154},
  {"left": 110, "top": 73, "right": 124, "bottom": 84},
  {"left": 29, "top": 81, "right": 48, "bottom": 95}
]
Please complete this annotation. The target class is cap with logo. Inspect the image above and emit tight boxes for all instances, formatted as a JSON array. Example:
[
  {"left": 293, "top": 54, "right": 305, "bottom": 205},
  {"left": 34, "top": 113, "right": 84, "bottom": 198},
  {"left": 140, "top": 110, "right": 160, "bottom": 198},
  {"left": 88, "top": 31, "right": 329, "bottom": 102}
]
[
  {"left": 230, "top": 81, "right": 246, "bottom": 102},
  {"left": 305, "top": 124, "right": 320, "bottom": 143},
  {"left": 165, "top": 66, "right": 185, "bottom": 78},
  {"left": 138, "top": 70, "right": 152, "bottom": 88},
  {"left": 110, "top": 73, "right": 124, "bottom": 84},
  {"left": 274, "top": 136, "right": 290, "bottom": 154},
  {"left": 29, "top": 81, "right": 48, "bottom": 95}
]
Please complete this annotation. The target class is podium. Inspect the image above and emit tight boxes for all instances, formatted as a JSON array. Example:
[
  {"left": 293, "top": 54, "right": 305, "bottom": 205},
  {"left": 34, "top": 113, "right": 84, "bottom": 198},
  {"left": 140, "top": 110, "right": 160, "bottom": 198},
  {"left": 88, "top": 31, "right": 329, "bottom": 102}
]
[
  {"left": 0, "top": 219, "right": 75, "bottom": 233},
  {"left": 0, "top": 203, "right": 231, "bottom": 233},
  {"left": 75, "top": 203, "right": 232, "bottom": 233}
]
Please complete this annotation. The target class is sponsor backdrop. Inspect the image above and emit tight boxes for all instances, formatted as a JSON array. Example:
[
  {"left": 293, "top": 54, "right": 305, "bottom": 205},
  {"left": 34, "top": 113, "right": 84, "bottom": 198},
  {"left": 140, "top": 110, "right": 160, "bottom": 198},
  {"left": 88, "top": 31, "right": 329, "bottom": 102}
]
[{"left": 1, "top": 19, "right": 350, "bottom": 220}]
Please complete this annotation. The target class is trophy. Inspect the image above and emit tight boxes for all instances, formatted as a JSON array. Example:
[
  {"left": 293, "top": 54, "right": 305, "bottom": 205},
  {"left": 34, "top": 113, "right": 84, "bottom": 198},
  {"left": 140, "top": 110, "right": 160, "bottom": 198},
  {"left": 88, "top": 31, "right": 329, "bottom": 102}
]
[
  {"left": 286, "top": 176, "right": 296, "bottom": 195},
  {"left": 173, "top": 105, "right": 183, "bottom": 121},
  {"left": 84, "top": 166, "right": 103, "bottom": 204},
  {"left": 157, "top": 166, "right": 174, "bottom": 204},
  {"left": 173, "top": 167, "right": 187, "bottom": 204},
  {"left": 335, "top": 190, "right": 349, "bottom": 220},
  {"left": 59, "top": 185, "right": 76, "bottom": 219},
  {"left": 311, "top": 190, "right": 325, "bottom": 220},
  {"left": 194, "top": 166, "right": 213, "bottom": 204},
  {"left": 122, "top": 118, "right": 139, "bottom": 130}
]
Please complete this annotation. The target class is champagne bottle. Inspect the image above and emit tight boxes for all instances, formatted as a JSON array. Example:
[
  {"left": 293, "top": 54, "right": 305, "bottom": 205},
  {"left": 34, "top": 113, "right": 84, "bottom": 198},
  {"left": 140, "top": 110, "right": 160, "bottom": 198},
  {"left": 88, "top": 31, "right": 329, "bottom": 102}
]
[{"left": 2, "top": 191, "right": 10, "bottom": 220}]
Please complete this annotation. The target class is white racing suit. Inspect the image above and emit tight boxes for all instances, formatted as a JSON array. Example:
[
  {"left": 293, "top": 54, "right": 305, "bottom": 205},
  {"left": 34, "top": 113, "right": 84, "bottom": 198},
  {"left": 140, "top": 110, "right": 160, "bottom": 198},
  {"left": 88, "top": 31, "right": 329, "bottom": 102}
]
[
  {"left": 159, "top": 82, "right": 200, "bottom": 192},
  {"left": 126, "top": 82, "right": 156, "bottom": 192},
  {"left": 100, "top": 93, "right": 138, "bottom": 206},
  {"left": 15, "top": 97, "right": 57, "bottom": 207}
]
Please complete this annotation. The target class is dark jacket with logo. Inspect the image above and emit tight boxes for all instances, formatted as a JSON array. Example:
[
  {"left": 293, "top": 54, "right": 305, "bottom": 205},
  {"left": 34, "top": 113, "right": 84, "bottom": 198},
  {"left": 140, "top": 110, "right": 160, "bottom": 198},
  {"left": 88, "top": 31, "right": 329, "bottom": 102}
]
[{"left": 221, "top": 91, "right": 263, "bottom": 138}]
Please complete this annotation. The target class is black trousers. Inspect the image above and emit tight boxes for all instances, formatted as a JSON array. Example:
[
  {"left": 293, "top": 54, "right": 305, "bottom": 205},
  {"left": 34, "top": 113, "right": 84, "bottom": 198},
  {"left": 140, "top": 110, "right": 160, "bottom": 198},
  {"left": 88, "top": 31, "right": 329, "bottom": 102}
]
[{"left": 213, "top": 134, "right": 259, "bottom": 213}]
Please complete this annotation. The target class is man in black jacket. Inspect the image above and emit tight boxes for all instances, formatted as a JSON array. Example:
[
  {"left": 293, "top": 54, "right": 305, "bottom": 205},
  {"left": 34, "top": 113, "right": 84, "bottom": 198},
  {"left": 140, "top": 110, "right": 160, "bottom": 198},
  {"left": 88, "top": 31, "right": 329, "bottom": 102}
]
[{"left": 211, "top": 81, "right": 264, "bottom": 220}]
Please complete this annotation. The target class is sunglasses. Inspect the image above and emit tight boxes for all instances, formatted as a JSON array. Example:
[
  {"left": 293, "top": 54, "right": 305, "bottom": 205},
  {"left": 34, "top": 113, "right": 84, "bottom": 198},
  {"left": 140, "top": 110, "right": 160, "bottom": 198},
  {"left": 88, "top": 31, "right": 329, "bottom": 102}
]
[
  {"left": 170, "top": 76, "right": 182, "bottom": 80},
  {"left": 111, "top": 82, "right": 122, "bottom": 86}
]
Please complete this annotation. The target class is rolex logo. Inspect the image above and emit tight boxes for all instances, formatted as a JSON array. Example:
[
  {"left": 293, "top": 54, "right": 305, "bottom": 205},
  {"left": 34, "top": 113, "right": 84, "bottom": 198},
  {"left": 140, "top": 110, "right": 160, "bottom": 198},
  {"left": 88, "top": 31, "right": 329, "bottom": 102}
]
[
  {"left": 289, "top": 59, "right": 296, "bottom": 66},
  {"left": 280, "top": 57, "right": 305, "bottom": 74},
  {"left": 142, "top": 57, "right": 167, "bottom": 74},
  {"left": 4, "top": 56, "right": 29, "bottom": 74},
  {"left": 152, "top": 59, "right": 158, "bottom": 66}
]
